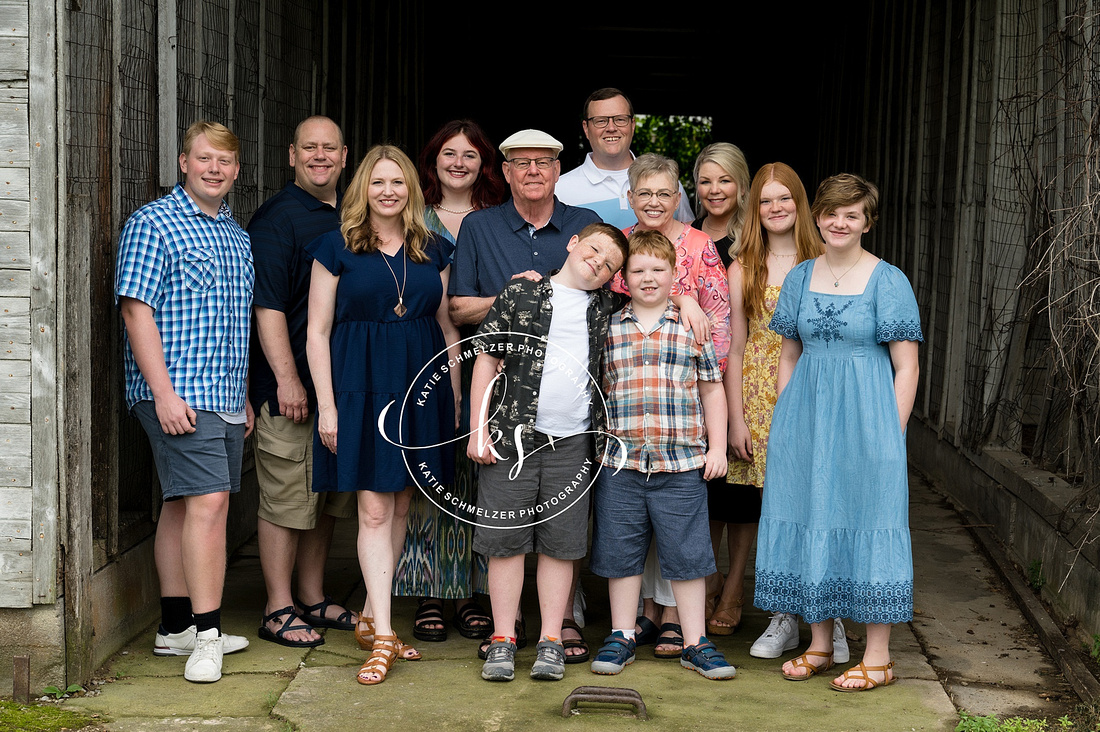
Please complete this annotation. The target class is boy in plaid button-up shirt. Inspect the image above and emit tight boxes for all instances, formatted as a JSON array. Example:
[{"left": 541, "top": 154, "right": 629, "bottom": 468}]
[
  {"left": 589, "top": 230, "right": 736, "bottom": 680},
  {"left": 116, "top": 121, "right": 253, "bottom": 684}
]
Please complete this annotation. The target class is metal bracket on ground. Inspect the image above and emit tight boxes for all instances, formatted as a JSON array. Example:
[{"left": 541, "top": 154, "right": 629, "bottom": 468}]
[{"left": 562, "top": 685, "right": 647, "bottom": 719}]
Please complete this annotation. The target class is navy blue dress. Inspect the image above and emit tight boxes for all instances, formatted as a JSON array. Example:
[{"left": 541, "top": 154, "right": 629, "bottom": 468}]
[{"left": 308, "top": 231, "right": 456, "bottom": 493}]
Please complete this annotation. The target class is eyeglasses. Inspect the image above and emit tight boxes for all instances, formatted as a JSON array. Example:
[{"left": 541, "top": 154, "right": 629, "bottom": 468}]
[
  {"left": 632, "top": 189, "right": 676, "bottom": 203},
  {"left": 584, "top": 115, "right": 634, "bottom": 129},
  {"left": 506, "top": 157, "right": 556, "bottom": 170}
]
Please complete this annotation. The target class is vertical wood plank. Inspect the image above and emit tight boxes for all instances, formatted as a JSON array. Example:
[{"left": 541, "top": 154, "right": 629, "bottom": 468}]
[
  {"left": 158, "top": 0, "right": 178, "bottom": 187},
  {"left": 29, "top": 0, "right": 58, "bottom": 606}
]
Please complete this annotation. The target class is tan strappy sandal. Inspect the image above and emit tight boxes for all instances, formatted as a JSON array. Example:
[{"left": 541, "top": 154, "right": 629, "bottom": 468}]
[
  {"left": 354, "top": 616, "right": 375, "bottom": 650},
  {"left": 356, "top": 634, "right": 422, "bottom": 685},
  {"left": 782, "top": 650, "right": 834, "bottom": 680},
  {"left": 830, "top": 660, "right": 896, "bottom": 692},
  {"left": 706, "top": 596, "right": 743, "bottom": 636}
]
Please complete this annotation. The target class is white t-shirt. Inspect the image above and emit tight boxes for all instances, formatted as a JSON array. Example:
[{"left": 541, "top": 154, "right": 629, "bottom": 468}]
[{"left": 534, "top": 282, "right": 593, "bottom": 436}]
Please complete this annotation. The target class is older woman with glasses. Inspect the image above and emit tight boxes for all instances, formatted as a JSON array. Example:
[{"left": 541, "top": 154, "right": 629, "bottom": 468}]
[{"left": 609, "top": 152, "right": 731, "bottom": 659}]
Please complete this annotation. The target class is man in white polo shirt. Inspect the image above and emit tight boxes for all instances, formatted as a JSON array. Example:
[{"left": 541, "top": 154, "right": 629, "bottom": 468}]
[{"left": 557, "top": 88, "right": 693, "bottom": 228}]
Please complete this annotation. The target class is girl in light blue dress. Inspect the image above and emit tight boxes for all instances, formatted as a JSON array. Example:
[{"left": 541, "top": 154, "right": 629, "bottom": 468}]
[{"left": 755, "top": 174, "right": 922, "bottom": 692}]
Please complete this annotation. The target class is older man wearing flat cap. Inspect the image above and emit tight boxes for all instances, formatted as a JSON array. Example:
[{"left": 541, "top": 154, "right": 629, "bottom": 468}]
[{"left": 449, "top": 129, "right": 601, "bottom": 326}]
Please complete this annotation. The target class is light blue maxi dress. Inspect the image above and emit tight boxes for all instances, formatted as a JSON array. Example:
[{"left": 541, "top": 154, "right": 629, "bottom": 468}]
[{"left": 754, "top": 259, "right": 923, "bottom": 625}]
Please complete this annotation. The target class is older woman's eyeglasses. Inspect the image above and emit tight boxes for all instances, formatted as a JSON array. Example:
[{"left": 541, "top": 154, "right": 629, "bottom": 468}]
[
  {"left": 506, "top": 157, "right": 556, "bottom": 170},
  {"left": 633, "top": 189, "right": 676, "bottom": 203}
]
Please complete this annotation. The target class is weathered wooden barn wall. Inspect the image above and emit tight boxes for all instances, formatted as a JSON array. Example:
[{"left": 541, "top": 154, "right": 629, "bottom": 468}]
[
  {"left": 816, "top": 0, "right": 1100, "bottom": 636},
  {"left": 0, "top": 0, "right": 424, "bottom": 688},
  {"left": 0, "top": 0, "right": 64, "bottom": 692}
]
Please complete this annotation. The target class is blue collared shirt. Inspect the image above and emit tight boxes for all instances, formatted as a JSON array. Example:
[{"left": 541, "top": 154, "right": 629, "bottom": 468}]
[
  {"left": 115, "top": 184, "right": 254, "bottom": 412},
  {"left": 448, "top": 196, "right": 601, "bottom": 299}
]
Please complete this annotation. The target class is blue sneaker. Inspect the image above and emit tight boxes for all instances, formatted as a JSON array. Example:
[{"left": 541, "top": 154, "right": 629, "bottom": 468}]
[
  {"left": 681, "top": 638, "right": 737, "bottom": 680},
  {"left": 590, "top": 631, "right": 636, "bottom": 675}
]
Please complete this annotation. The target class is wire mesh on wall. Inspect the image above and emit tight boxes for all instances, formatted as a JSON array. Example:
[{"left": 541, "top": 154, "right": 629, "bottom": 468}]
[
  {"left": 65, "top": 0, "right": 425, "bottom": 561},
  {"left": 817, "top": 0, "right": 1100, "bottom": 507}
]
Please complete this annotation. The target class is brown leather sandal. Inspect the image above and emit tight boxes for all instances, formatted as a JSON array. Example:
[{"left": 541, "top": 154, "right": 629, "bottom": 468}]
[
  {"left": 355, "top": 634, "right": 422, "bottom": 686},
  {"left": 706, "top": 596, "right": 744, "bottom": 636},
  {"left": 782, "top": 650, "right": 834, "bottom": 681},
  {"left": 354, "top": 616, "right": 375, "bottom": 650},
  {"left": 830, "top": 660, "right": 896, "bottom": 692}
]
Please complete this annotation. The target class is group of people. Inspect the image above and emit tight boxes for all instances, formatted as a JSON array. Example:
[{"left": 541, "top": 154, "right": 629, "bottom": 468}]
[{"left": 114, "top": 87, "right": 922, "bottom": 695}]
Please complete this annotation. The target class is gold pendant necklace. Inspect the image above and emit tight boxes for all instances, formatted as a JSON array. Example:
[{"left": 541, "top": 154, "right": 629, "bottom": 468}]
[
  {"left": 380, "top": 245, "right": 408, "bottom": 317},
  {"left": 825, "top": 251, "right": 863, "bottom": 288}
]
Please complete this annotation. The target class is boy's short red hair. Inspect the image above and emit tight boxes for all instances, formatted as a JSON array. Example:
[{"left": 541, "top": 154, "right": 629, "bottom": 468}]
[{"left": 626, "top": 229, "right": 676, "bottom": 268}]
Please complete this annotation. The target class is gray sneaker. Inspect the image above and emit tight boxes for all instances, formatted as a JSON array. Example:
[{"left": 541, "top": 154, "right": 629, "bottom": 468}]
[
  {"left": 184, "top": 628, "right": 223, "bottom": 683},
  {"left": 481, "top": 639, "right": 516, "bottom": 682},
  {"left": 531, "top": 639, "right": 565, "bottom": 681}
]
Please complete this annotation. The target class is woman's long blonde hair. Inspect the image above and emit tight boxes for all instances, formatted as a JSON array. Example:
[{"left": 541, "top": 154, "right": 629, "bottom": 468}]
[
  {"left": 738, "top": 163, "right": 822, "bottom": 320},
  {"left": 693, "top": 143, "right": 751, "bottom": 259},
  {"left": 341, "top": 145, "right": 430, "bottom": 263}
]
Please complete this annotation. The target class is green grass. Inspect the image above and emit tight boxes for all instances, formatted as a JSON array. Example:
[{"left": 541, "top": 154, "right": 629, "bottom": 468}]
[
  {"left": 0, "top": 700, "right": 98, "bottom": 732},
  {"left": 956, "top": 711, "right": 1099, "bottom": 732}
]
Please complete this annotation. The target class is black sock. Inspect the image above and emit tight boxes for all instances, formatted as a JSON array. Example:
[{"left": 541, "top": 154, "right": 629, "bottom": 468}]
[
  {"left": 160, "top": 596, "right": 193, "bottom": 634},
  {"left": 193, "top": 608, "right": 222, "bottom": 635}
]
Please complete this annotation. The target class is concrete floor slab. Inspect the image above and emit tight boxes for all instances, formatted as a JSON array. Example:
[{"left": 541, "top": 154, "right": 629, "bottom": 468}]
[
  {"left": 62, "top": 470, "right": 1090, "bottom": 731},
  {"left": 84, "top": 717, "right": 286, "bottom": 732},
  {"left": 65, "top": 674, "right": 289, "bottom": 719}
]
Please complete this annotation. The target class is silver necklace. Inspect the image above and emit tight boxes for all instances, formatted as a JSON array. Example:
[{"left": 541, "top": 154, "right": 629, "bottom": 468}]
[
  {"left": 435, "top": 203, "right": 475, "bottom": 215},
  {"left": 380, "top": 245, "right": 408, "bottom": 317},
  {"left": 825, "top": 250, "right": 863, "bottom": 288}
]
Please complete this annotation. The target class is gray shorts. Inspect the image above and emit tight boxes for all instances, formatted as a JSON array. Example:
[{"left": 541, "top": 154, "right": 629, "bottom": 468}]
[
  {"left": 133, "top": 401, "right": 244, "bottom": 501},
  {"left": 472, "top": 432, "right": 594, "bottom": 560}
]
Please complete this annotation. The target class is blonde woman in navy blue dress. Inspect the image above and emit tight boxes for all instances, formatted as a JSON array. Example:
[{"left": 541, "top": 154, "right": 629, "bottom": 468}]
[{"left": 307, "top": 145, "right": 460, "bottom": 685}]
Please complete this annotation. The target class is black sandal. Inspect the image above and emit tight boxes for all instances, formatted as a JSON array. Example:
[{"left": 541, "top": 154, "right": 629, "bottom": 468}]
[
  {"left": 451, "top": 599, "right": 491, "bottom": 639},
  {"left": 413, "top": 598, "right": 448, "bottom": 642},
  {"left": 258, "top": 606, "right": 324, "bottom": 648},
  {"left": 653, "top": 622, "right": 684, "bottom": 659},
  {"left": 635, "top": 615, "right": 661, "bottom": 646},
  {"left": 561, "top": 618, "right": 590, "bottom": 664},
  {"left": 296, "top": 595, "right": 356, "bottom": 631}
]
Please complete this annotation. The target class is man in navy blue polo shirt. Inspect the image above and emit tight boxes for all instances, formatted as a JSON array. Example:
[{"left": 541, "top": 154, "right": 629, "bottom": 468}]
[
  {"left": 248, "top": 115, "right": 358, "bottom": 648},
  {"left": 447, "top": 128, "right": 601, "bottom": 664},
  {"left": 448, "top": 129, "right": 601, "bottom": 326}
]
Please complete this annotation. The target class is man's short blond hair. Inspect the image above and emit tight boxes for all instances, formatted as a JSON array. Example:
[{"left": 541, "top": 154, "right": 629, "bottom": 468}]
[{"left": 182, "top": 120, "right": 240, "bottom": 157}]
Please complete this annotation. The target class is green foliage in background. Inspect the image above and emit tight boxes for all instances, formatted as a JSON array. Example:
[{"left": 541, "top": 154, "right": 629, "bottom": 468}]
[{"left": 632, "top": 114, "right": 713, "bottom": 205}]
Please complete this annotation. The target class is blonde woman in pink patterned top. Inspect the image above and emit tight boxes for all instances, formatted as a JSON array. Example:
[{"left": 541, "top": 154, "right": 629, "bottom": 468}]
[{"left": 610, "top": 152, "right": 732, "bottom": 658}]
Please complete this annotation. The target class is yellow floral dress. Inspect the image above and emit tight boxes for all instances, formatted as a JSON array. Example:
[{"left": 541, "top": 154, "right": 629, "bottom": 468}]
[{"left": 727, "top": 284, "right": 783, "bottom": 488}]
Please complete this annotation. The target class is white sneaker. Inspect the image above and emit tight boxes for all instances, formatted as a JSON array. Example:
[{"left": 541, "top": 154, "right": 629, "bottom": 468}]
[
  {"left": 154, "top": 625, "right": 248, "bottom": 656},
  {"left": 832, "top": 618, "right": 850, "bottom": 664},
  {"left": 749, "top": 612, "right": 799, "bottom": 658},
  {"left": 184, "top": 629, "right": 223, "bottom": 683}
]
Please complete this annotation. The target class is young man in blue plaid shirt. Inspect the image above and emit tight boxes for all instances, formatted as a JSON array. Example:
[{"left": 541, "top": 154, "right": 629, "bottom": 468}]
[{"left": 115, "top": 121, "right": 254, "bottom": 683}]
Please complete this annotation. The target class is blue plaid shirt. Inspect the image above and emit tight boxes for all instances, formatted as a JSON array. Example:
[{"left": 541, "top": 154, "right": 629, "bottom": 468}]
[{"left": 115, "top": 184, "right": 254, "bottom": 412}]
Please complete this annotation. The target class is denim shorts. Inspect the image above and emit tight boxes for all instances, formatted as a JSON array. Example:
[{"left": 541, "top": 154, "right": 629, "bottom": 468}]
[
  {"left": 133, "top": 401, "right": 245, "bottom": 501},
  {"left": 472, "top": 432, "right": 594, "bottom": 560},
  {"left": 590, "top": 466, "right": 716, "bottom": 581}
]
